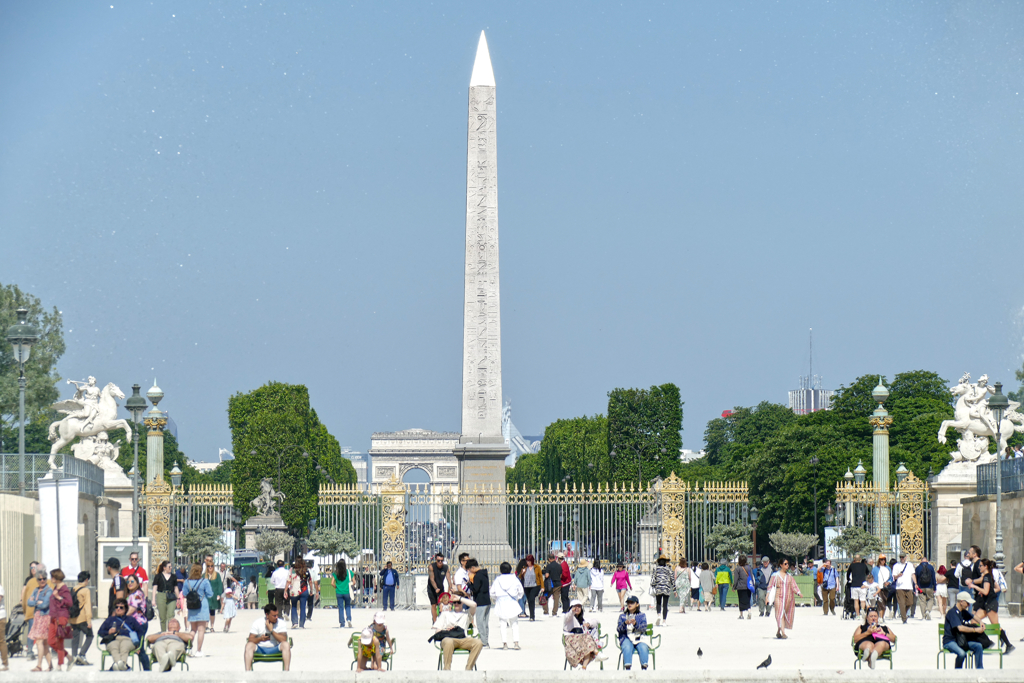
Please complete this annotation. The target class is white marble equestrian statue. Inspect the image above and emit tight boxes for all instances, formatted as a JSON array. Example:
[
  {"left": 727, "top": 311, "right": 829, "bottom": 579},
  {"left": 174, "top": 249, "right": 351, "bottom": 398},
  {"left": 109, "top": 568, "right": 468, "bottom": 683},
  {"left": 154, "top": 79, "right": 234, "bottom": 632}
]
[
  {"left": 938, "top": 373, "right": 1024, "bottom": 462},
  {"left": 48, "top": 381, "right": 132, "bottom": 469}
]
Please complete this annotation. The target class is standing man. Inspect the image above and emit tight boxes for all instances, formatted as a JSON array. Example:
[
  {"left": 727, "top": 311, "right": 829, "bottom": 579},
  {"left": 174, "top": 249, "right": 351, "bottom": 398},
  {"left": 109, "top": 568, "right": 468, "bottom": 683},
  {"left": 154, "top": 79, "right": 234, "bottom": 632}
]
[
  {"left": 467, "top": 559, "right": 491, "bottom": 648},
  {"left": 105, "top": 558, "right": 126, "bottom": 617},
  {"left": 306, "top": 561, "right": 319, "bottom": 621},
  {"left": 120, "top": 551, "right": 149, "bottom": 594},
  {"left": 454, "top": 553, "right": 470, "bottom": 595},
  {"left": 270, "top": 560, "right": 290, "bottom": 617},
  {"left": 958, "top": 545, "right": 982, "bottom": 600},
  {"left": 915, "top": 556, "right": 936, "bottom": 620},
  {"left": 542, "top": 553, "right": 563, "bottom": 617},
  {"left": 755, "top": 556, "right": 772, "bottom": 617},
  {"left": 558, "top": 553, "right": 572, "bottom": 613},
  {"left": 820, "top": 559, "right": 838, "bottom": 616},
  {"left": 379, "top": 561, "right": 399, "bottom": 611},
  {"left": 890, "top": 552, "right": 917, "bottom": 624},
  {"left": 846, "top": 555, "right": 869, "bottom": 618},
  {"left": 428, "top": 554, "right": 452, "bottom": 624}
]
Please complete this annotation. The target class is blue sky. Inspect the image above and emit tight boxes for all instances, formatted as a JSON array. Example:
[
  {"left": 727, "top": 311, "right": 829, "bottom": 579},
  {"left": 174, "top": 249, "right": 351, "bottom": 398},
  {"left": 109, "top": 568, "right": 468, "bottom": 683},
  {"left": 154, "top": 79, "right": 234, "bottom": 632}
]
[{"left": 2, "top": 2, "right": 1022, "bottom": 461}]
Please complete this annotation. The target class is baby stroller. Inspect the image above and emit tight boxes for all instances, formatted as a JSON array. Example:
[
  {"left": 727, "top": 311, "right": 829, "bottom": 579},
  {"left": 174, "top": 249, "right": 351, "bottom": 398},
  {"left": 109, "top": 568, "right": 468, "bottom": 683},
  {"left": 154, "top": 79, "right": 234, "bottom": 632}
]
[
  {"left": 5, "top": 604, "right": 25, "bottom": 656},
  {"left": 841, "top": 583, "right": 856, "bottom": 620}
]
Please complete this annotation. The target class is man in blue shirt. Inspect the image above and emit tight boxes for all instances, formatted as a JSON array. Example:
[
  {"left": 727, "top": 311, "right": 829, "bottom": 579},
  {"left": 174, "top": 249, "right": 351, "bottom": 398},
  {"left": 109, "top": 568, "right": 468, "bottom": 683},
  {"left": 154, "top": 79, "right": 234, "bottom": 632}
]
[
  {"left": 378, "top": 561, "right": 400, "bottom": 611},
  {"left": 943, "top": 591, "right": 986, "bottom": 669},
  {"left": 821, "top": 559, "right": 839, "bottom": 616},
  {"left": 914, "top": 556, "right": 936, "bottom": 621}
]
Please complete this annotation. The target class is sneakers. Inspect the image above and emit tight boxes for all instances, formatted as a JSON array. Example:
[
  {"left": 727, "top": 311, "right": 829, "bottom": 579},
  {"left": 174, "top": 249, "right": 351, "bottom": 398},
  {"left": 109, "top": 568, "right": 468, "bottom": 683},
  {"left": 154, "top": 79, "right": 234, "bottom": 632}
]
[
  {"left": 67, "top": 659, "right": 75, "bottom": 671},
  {"left": 115, "top": 661, "right": 128, "bottom": 671},
  {"left": 596, "top": 652, "right": 609, "bottom": 661},
  {"left": 191, "top": 651, "right": 205, "bottom": 658},
  {"left": 656, "top": 618, "right": 662, "bottom": 626},
  {"left": 1004, "top": 643, "right": 1016, "bottom": 655},
  {"left": 747, "top": 613, "right": 751, "bottom": 620}
]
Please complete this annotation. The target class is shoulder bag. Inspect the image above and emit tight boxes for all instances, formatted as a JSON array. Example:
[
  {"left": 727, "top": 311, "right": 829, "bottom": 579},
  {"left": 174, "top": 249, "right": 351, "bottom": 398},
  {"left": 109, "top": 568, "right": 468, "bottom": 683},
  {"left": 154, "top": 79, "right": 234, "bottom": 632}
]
[{"left": 767, "top": 575, "right": 781, "bottom": 605}]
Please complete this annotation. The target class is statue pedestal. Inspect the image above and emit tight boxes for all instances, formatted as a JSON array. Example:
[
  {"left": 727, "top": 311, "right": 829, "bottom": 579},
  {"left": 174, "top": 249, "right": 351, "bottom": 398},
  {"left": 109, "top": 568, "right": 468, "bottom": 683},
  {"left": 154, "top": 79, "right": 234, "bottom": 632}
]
[
  {"left": 453, "top": 441, "right": 513, "bottom": 566},
  {"left": 932, "top": 460, "right": 977, "bottom": 567},
  {"left": 243, "top": 515, "right": 288, "bottom": 557}
]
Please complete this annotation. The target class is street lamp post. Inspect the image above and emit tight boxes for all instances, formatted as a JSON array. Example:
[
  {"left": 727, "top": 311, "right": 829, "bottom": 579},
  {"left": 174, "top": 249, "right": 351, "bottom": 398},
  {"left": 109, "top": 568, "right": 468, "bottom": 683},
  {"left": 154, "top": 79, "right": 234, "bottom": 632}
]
[
  {"left": 810, "top": 456, "right": 819, "bottom": 558},
  {"left": 6, "top": 308, "right": 40, "bottom": 496},
  {"left": 750, "top": 506, "right": 759, "bottom": 559},
  {"left": 170, "top": 465, "right": 182, "bottom": 569},
  {"left": 125, "top": 384, "right": 147, "bottom": 545},
  {"left": 989, "top": 382, "right": 1009, "bottom": 575}
]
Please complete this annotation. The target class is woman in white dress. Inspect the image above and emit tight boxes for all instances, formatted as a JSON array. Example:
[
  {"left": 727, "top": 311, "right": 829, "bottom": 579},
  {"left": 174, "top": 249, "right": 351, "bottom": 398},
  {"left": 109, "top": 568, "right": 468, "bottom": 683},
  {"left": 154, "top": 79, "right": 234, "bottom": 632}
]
[{"left": 490, "top": 562, "right": 525, "bottom": 650}]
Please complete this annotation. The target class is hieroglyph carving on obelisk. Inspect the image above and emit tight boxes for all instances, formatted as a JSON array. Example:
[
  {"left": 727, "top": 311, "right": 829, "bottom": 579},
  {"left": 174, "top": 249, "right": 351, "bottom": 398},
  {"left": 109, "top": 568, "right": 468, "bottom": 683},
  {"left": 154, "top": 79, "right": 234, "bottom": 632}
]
[{"left": 461, "top": 31, "right": 504, "bottom": 442}]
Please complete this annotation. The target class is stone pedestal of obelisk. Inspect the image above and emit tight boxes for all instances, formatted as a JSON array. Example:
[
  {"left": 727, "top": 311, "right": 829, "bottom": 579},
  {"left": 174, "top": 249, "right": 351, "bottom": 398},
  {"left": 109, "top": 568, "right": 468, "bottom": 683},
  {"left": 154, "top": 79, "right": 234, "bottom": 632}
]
[{"left": 452, "top": 31, "right": 513, "bottom": 567}]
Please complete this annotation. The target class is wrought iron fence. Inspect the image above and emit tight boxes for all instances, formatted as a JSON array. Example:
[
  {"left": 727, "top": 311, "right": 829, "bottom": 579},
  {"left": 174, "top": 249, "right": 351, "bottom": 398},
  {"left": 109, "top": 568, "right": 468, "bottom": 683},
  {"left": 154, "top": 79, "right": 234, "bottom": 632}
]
[
  {"left": 0, "top": 452, "right": 105, "bottom": 498},
  {"left": 140, "top": 483, "right": 241, "bottom": 566},
  {"left": 833, "top": 471, "right": 930, "bottom": 560},
  {"left": 977, "top": 457, "right": 1024, "bottom": 495},
  {"left": 316, "top": 473, "right": 749, "bottom": 576}
]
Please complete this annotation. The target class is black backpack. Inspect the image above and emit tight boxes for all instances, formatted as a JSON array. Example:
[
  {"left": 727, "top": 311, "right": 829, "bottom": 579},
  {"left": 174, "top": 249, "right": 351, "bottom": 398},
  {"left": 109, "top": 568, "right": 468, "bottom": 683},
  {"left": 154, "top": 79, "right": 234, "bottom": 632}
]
[
  {"left": 185, "top": 581, "right": 202, "bottom": 611},
  {"left": 67, "top": 587, "right": 82, "bottom": 619}
]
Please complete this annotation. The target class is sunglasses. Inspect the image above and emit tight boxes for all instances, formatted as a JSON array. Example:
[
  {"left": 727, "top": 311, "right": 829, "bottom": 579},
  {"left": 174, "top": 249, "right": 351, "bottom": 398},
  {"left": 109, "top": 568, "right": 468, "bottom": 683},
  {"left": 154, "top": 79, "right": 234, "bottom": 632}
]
[{"left": 115, "top": 606, "right": 126, "bottom": 610}]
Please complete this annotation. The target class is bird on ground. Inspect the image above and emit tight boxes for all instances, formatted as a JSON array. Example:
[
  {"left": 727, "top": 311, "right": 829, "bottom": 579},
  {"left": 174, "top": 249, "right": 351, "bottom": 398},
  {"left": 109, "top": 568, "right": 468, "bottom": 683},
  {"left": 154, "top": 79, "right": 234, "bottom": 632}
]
[
  {"left": 697, "top": 648, "right": 703, "bottom": 659},
  {"left": 757, "top": 655, "right": 772, "bottom": 670}
]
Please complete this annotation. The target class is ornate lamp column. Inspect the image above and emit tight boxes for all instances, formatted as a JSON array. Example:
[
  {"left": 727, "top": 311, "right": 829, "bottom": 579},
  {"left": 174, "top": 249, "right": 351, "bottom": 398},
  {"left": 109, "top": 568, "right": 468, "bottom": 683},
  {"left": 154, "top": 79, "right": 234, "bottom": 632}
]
[
  {"left": 125, "top": 384, "right": 147, "bottom": 544},
  {"left": 143, "top": 380, "right": 171, "bottom": 571},
  {"left": 988, "top": 383, "right": 1009, "bottom": 574},
  {"left": 870, "top": 379, "right": 893, "bottom": 545},
  {"left": 6, "top": 308, "right": 40, "bottom": 496}
]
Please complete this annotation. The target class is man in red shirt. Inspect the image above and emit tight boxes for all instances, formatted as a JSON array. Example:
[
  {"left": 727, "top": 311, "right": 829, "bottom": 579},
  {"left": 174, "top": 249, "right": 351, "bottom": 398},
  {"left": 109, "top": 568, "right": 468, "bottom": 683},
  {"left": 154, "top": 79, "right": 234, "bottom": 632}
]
[
  {"left": 558, "top": 553, "right": 571, "bottom": 614},
  {"left": 120, "top": 552, "right": 149, "bottom": 593}
]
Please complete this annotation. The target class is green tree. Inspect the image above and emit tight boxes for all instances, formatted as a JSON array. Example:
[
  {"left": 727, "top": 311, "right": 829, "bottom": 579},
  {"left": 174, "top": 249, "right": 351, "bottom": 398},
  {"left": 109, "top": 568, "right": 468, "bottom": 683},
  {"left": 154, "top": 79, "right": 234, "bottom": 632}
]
[
  {"left": 229, "top": 382, "right": 354, "bottom": 529},
  {"left": 607, "top": 384, "right": 683, "bottom": 486},
  {"left": 705, "top": 522, "right": 754, "bottom": 559},
  {"left": 307, "top": 528, "right": 359, "bottom": 558},
  {"left": 830, "top": 526, "right": 883, "bottom": 559},
  {"left": 178, "top": 526, "right": 230, "bottom": 560},
  {"left": 0, "top": 284, "right": 65, "bottom": 446},
  {"left": 1010, "top": 361, "right": 1024, "bottom": 405},
  {"left": 255, "top": 530, "right": 295, "bottom": 560},
  {"left": 768, "top": 531, "right": 817, "bottom": 561}
]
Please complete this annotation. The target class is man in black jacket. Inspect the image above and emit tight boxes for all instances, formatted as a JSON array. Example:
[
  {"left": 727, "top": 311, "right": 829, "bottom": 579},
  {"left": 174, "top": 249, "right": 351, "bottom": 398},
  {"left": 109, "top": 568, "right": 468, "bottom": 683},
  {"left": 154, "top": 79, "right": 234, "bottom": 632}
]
[
  {"left": 847, "top": 555, "right": 869, "bottom": 618},
  {"left": 467, "top": 560, "right": 491, "bottom": 647},
  {"left": 542, "top": 553, "right": 563, "bottom": 617}
]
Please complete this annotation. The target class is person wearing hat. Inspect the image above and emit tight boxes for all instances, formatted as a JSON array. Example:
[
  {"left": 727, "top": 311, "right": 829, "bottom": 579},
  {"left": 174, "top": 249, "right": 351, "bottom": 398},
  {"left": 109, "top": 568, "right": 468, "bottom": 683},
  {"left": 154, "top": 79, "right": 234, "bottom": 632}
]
[
  {"left": 754, "top": 557, "right": 772, "bottom": 617},
  {"left": 368, "top": 610, "right": 394, "bottom": 655},
  {"left": 430, "top": 593, "right": 482, "bottom": 670},
  {"left": 356, "top": 628, "right": 383, "bottom": 671},
  {"left": 572, "top": 560, "right": 591, "bottom": 606},
  {"left": 616, "top": 595, "right": 649, "bottom": 670},
  {"left": 889, "top": 553, "right": 917, "bottom": 624},
  {"left": 220, "top": 585, "right": 238, "bottom": 633},
  {"left": 563, "top": 599, "right": 604, "bottom": 669},
  {"left": 942, "top": 591, "right": 986, "bottom": 668},
  {"left": 650, "top": 555, "right": 674, "bottom": 626}
]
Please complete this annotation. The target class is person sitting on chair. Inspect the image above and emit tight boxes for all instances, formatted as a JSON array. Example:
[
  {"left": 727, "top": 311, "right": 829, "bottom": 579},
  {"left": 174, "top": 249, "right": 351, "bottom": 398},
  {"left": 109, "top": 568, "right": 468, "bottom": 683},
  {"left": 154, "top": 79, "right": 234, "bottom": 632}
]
[
  {"left": 429, "top": 593, "right": 481, "bottom": 670},
  {"left": 244, "top": 603, "right": 290, "bottom": 671},
  {"left": 943, "top": 591, "right": 987, "bottom": 669},
  {"left": 616, "top": 595, "right": 649, "bottom": 670},
  {"left": 852, "top": 608, "right": 895, "bottom": 669},
  {"left": 146, "top": 618, "right": 193, "bottom": 672},
  {"left": 98, "top": 599, "right": 143, "bottom": 671},
  {"left": 368, "top": 611, "right": 394, "bottom": 656}
]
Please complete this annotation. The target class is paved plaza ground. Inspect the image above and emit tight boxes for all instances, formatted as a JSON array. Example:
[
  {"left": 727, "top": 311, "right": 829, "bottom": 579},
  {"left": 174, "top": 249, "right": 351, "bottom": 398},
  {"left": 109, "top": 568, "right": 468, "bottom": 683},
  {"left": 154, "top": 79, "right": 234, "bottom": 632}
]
[{"left": 5, "top": 603, "right": 1023, "bottom": 674}]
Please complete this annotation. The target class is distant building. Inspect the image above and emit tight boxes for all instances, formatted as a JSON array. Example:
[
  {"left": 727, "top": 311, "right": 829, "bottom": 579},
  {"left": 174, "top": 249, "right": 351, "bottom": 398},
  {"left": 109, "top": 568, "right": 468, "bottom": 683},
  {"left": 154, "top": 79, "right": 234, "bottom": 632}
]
[
  {"left": 679, "top": 449, "right": 705, "bottom": 463},
  {"left": 190, "top": 461, "right": 219, "bottom": 473},
  {"left": 341, "top": 448, "right": 370, "bottom": 491},
  {"left": 788, "top": 375, "right": 835, "bottom": 415}
]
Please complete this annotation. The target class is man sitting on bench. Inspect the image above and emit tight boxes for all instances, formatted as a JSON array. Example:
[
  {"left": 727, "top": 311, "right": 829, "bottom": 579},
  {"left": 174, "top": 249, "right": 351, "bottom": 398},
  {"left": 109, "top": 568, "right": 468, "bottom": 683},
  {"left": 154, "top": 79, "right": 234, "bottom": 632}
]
[
  {"left": 244, "top": 603, "right": 290, "bottom": 671},
  {"left": 430, "top": 593, "right": 482, "bottom": 670}
]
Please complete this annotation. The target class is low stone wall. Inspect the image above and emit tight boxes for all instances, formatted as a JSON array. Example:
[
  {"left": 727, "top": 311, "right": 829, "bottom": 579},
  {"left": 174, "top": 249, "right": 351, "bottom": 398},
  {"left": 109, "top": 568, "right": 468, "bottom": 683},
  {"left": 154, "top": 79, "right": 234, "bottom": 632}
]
[{"left": 41, "top": 671, "right": 1022, "bottom": 683}]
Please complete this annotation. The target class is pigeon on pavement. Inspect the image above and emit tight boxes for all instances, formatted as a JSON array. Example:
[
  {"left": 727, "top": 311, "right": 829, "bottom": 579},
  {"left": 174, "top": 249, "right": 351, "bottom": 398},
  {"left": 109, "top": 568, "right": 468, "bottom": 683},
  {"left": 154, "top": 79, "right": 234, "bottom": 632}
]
[
  {"left": 697, "top": 648, "right": 703, "bottom": 659},
  {"left": 757, "top": 655, "right": 772, "bottom": 670}
]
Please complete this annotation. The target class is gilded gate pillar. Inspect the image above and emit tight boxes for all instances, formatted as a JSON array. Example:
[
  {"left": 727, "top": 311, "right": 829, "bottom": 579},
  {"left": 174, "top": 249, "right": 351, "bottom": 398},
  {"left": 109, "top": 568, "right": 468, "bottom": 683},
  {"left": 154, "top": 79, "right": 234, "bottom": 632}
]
[
  {"left": 897, "top": 472, "right": 926, "bottom": 560},
  {"left": 144, "top": 478, "right": 173, "bottom": 572},
  {"left": 660, "top": 473, "right": 688, "bottom": 562},
  {"left": 381, "top": 475, "right": 407, "bottom": 571}
]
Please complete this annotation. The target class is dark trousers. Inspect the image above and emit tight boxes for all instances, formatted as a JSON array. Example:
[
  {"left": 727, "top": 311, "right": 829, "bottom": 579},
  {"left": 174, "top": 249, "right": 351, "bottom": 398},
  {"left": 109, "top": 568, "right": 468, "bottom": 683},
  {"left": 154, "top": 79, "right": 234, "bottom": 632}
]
[
  {"left": 524, "top": 586, "right": 540, "bottom": 619},
  {"left": 655, "top": 595, "right": 669, "bottom": 619},
  {"left": 274, "top": 588, "right": 288, "bottom": 616},
  {"left": 822, "top": 587, "right": 836, "bottom": 614},
  {"left": 70, "top": 622, "right": 94, "bottom": 659},
  {"left": 382, "top": 585, "right": 396, "bottom": 610},
  {"left": 560, "top": 584, "right": 571, "bottom": 613}
]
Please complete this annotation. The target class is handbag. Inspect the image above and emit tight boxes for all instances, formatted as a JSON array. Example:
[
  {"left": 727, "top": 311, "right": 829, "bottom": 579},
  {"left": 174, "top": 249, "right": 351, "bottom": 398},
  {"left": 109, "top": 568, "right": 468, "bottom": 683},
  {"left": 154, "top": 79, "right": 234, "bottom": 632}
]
[
  {"left": 767, "top": 575, "right": 782, "bottom": 605},
  {"left": 746, "top": 570, "right": 755, "bottom": 593}
]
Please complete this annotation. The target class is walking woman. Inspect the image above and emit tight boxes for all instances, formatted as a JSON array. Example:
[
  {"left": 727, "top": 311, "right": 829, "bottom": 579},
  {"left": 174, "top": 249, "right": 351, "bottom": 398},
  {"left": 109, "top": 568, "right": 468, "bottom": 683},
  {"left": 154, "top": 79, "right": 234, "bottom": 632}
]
[
  {"left": 935, "top": 565, "right": 949, "bottom": 617},
  {"left": 699, "top": 562, "right": 715, "bottom": 611},
  {"left": 650, "top": 555, "right": 673, "bottom": 626},
  {"left": 674, "top": 559, "right": 690, "bottom": 614},
  {"left": 514, "top": 559, "right": 528, "bottom": 617},
  {"left": 491, "top": 562, "right": 524, "bottom": 650},
  {"left": 331, "top": 559, "right": 353, "bottom": 628},
  {"left": 714, "top": 559, "right": 732, "bottom": 611},
  {"left": 152, "top": 561, "right": 178, "bottom": 632},
  {"left": 46, "top": 569, "right": 73, "bottom": 671},
  {"left": 767, "top": 558, "right": 802, "bottom": 639},
  {"left": 124, "top": 574, "right": 152, "bottom": 670},
  {"left": 289, "top": 560, "right": 312, "bottom": 629},
  {"left": 518, "top": 555, "right": 543, "bottom": 621},
  {"left": 733, "top": 556, "right": 752, "bottom": 620},
  {"left": 27, "top": 569, "right": 53, "bottom": 671},
  {"left": 612, "top": 563, "right": 632, "bottom": 612},
  {"left": 182, "top": 563, "right": 213, "bottom": 657},
  {"left": 973, "top": 559, "right": 1015, "bottom": 654},
  {"left": 589, "top": 560, "right": 605, "bottom": 612}
]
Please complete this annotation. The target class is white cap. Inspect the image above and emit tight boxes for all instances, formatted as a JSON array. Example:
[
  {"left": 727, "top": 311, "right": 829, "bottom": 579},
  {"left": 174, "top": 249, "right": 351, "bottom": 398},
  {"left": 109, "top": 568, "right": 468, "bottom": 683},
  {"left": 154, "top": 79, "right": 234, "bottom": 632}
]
[
  {"left": 373, "top": 611, "right": 386, "bottom": 625},
  {"left": 360, "top": 629, "right": 374, "bottom": 645}
]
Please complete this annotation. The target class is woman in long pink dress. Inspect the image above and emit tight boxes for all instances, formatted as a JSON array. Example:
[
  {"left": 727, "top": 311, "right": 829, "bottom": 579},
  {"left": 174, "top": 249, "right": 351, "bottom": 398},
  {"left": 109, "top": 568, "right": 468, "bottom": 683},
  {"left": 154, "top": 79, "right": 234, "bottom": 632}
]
[{"left": 767, "top": 558, "right": 802, "bottom": 639}]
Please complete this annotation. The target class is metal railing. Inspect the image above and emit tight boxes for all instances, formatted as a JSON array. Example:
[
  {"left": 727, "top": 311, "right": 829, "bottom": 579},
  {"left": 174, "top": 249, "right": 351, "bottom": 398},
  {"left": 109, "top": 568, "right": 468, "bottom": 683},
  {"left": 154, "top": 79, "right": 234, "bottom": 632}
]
[
  {"left": 977, "top": 457, "right": 1024, "bottom": 495},
  {"left": 0, "top": 452, "right": 105, "bottom": 498},
  {"left": 833, "top": 472, "right": 930, "bottom": 560}
]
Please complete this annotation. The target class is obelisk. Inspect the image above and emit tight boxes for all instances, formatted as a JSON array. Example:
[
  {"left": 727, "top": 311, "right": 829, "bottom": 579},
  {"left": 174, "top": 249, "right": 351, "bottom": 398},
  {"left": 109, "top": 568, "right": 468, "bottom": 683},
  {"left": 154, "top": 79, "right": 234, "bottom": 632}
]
[{"left": 453, "top": 31, "right": 512, "bottom": 565}]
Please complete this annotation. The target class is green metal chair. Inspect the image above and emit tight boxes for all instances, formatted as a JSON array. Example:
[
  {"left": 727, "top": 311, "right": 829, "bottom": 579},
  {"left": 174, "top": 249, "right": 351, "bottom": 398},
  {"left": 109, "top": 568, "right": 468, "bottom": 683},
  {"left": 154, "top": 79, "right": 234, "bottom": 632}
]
[
  {"left": 148, "top": 637, "right": 193, "bottom": 671},
  {"left": 982, "top": 623, "right": 1004, "bottom": 669},
  {"left": 350, "top": 631, "right": 396, "bottom": 670},
  {"left": 614, "top": 623, "right": 661, "bottom": 670},
  {"left": 434, "top": 624, "right": 477, "bottom": 670},
  {"left": 99, "top": 641, "right": 140, "bottom": 671},
  {"left": 851, "top": 634, "right": 895, "bottom": 669},
  {"left": 251, "top": 637, "right": 293, "bottom": 669}
]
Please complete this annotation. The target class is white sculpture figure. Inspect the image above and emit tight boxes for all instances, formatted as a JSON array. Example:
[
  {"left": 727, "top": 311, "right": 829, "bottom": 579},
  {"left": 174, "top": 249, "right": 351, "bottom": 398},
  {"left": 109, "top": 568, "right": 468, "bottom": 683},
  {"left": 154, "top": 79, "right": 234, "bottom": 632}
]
[
  {"left": 70, "top": 431, "right": 125, "bottom": 473},
  {"left": 938, "top": 372, "right": 1024, "bottom": 463},
  {"left": 250, "top": 478, "right": 286, "bottom": 517},
  {"left": 48, "top": 380, "right": 133, "bottom": 469},
  {"left": 67, "top": 377, "right": 102, "bottom": 431}
]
